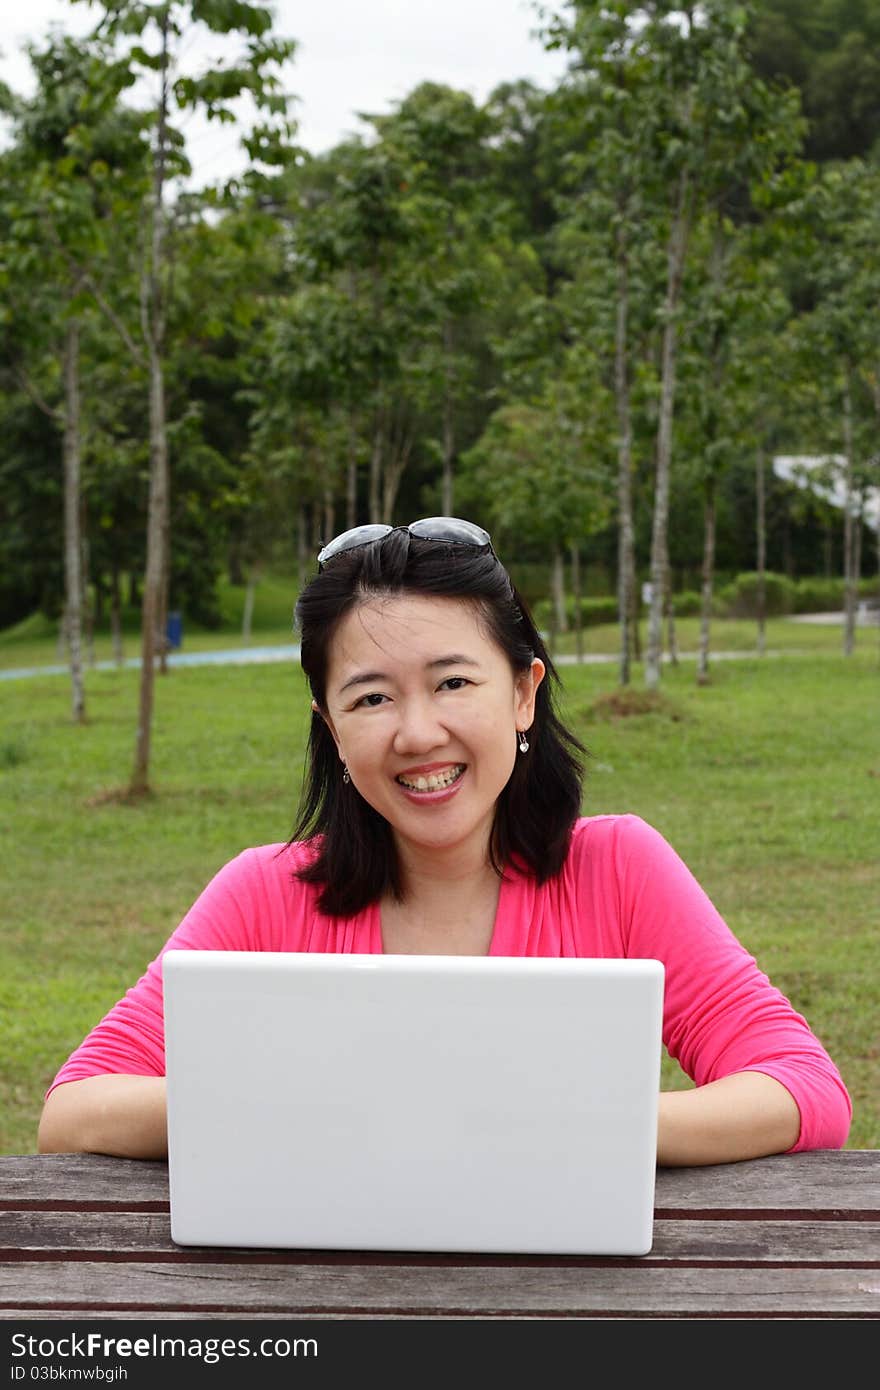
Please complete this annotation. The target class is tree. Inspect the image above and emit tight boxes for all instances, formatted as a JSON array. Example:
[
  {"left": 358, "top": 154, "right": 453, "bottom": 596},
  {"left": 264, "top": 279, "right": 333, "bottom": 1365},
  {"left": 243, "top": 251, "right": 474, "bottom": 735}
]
[
  {"left": 545, "top": 0, "right": 805, "bottom": 688},
  {"left": 459, "top": 354, "right": 614, "bottom": 655},
  {"left": 786, "top": 157, "right": 880, "bottom": 654},
  {"left": 0, "top": 33, "right": 148, "bottom": 720},
  {"left": 72, "top": 0, "right": 296, "bottom": 793}
]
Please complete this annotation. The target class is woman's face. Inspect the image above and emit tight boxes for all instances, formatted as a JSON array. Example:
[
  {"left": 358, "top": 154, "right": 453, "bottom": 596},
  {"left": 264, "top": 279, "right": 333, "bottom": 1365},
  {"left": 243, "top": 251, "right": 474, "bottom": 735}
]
[{"left": 320, "top": 594, "right": 544, "bottom": 868}]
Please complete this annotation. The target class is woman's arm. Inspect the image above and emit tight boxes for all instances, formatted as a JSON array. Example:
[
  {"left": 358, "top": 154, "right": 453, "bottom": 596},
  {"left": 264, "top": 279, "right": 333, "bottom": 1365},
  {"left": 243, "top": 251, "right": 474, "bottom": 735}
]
[
  {"left": 37, "top": 1076, "right": 168, "bottom": 1160},
  {"left": 657, "top": 1070, "right": 801, "bottom": 1166}
]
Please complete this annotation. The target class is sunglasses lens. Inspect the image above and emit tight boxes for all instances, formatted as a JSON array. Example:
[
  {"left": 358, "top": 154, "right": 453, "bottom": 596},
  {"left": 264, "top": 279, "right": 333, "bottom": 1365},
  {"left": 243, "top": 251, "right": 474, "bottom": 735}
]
[
  {"left": 317, "top": 517, "right": 494, "bottom": 568},
  {"left": 408, "top": 517, "right": 491, "bottom": 548},
  {"left": 317, "top": 524, "right": 392, "bottom": 566}
]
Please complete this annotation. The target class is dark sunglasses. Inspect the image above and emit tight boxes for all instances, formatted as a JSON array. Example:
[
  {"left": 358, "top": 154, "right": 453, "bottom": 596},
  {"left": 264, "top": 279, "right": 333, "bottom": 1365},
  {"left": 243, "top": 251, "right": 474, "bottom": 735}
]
[{"left": 317, "top": 516, "right": 495, "bottom": 569}]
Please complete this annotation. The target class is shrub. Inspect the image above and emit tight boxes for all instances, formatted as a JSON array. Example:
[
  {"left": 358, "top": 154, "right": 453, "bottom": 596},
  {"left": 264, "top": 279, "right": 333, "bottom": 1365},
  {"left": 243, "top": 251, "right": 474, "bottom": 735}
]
[
  {"left": 532, "top": 595, "right": 619, "bottom": 630},
  {"left": 792, "top": 578, "right": 845, "bottom": 613},
  {"left": 718, "top": 572, "right": 796, "bottom": 618}
]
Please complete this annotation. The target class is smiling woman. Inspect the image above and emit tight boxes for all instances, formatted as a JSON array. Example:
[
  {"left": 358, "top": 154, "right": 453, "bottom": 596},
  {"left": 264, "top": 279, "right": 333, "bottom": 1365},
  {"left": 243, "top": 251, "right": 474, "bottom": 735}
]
[{"left": 37, "top": 518, "right": 852, "bottom": 1167}]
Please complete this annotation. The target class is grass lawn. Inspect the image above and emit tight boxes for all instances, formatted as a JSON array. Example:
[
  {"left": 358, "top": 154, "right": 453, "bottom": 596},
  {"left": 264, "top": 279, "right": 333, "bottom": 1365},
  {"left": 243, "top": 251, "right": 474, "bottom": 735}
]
[{"left": 1, "top": 621, "right": 878, "bottom": 1155}]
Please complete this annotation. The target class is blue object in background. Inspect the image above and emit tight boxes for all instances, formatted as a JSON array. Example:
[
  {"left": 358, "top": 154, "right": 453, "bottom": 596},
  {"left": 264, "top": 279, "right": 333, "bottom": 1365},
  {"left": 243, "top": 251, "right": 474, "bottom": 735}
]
[{"left": 166, "top": 611, "right": 183, "bottom": 649}]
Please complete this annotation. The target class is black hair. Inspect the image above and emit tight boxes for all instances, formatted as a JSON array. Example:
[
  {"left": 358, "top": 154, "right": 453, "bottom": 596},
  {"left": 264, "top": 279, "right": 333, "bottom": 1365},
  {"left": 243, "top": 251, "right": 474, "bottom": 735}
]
[{"left": 290, "top": 528, "right": 586, "bottom": 917}]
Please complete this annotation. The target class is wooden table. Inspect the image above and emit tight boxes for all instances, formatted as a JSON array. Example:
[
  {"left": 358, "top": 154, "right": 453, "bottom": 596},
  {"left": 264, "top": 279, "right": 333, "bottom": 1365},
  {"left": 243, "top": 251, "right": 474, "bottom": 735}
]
[{"left": 1, "top": 1150, "right": 878, "bottom": 1321}]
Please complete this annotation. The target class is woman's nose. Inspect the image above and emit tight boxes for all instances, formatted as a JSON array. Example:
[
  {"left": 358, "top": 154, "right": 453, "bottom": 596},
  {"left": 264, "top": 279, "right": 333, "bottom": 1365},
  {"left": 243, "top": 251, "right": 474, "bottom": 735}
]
[{"left": 392, "top": 698, "right": 449, "bottom": 755}]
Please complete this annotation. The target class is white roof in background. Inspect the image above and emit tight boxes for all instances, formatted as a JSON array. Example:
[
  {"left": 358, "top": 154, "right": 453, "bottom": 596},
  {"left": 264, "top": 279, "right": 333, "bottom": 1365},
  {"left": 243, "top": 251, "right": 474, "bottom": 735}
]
[{"left": 773, "top": 456, "right": 879, "bottom": 529}]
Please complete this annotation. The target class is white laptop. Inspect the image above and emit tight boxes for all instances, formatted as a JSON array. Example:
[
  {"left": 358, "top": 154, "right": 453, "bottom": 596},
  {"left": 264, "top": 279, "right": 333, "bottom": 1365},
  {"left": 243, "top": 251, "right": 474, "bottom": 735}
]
[{"left": 163, "top": 950, "right": 664, "bottom": 1256}]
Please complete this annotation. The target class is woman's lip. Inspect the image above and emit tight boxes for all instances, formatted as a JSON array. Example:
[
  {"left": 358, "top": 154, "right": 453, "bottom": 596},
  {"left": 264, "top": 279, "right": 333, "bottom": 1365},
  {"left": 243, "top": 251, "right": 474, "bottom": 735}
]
[{"left": 394, "top": 767, "right": 466, "bottom": 803}]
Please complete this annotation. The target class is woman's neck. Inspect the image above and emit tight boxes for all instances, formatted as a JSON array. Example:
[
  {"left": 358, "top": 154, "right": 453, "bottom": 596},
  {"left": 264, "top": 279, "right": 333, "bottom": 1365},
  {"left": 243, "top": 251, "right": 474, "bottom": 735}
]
[
  {"left": 382, "top": 835, "right": 503, "bottom": 955},
  {"left": 393, "top": 831, "right": 498, "bottom": 905}
]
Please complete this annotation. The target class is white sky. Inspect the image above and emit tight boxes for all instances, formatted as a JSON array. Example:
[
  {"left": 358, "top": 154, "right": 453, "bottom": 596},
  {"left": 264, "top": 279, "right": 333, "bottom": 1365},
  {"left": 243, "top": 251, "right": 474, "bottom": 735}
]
[{"left": 0, "top": 1, "right": 569, "bottom": 181}]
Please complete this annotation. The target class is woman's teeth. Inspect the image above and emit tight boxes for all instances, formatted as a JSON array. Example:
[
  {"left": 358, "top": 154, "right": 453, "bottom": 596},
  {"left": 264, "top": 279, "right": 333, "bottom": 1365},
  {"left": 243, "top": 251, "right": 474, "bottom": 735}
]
[{"left": 397, "top": 765, "right": 465, "bottom": 792}]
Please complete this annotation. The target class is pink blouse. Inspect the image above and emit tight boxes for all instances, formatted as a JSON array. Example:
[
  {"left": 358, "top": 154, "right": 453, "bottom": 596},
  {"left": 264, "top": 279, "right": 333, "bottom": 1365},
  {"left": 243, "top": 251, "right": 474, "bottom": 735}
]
[{"left": 48, "top": 814, "right": 852, "bottom": 1151}]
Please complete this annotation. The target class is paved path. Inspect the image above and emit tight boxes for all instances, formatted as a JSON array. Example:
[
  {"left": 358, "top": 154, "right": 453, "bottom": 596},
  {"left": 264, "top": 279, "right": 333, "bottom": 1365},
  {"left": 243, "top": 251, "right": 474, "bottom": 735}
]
[
  {"left": 3, "top": 612, "right": 876, "bottom": 682},
  {"left": 0, "top": 644, "right": 302, "bottom": 681},
  {"left": 0, "top": 642, "right": 812, "bottom": 682}
]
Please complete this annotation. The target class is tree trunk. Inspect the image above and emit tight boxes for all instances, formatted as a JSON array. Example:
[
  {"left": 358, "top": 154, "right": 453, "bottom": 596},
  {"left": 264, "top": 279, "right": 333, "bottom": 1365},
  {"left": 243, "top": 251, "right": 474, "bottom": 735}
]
[
  {"left": 62, "top": 317, "right": 86, "bottom": 724},
  {"left": 842, "top": 368, "right": 857, "bottom": 657},
  {"left": 646, "top": 169, "right": 690, "bottom": 689},
  {"left": 551, "top": 545, "right": 567, "bottom": 634},
  {"left": 756, "top": 445, "right": 767, "bottom": 656},
  {"left": 697, "top": 476, "right": 716, "bottom": 685},
  {"left": 571, "top": 540, "right": 583, "bottom": 663},
  {"left": 614, "top": 223, "right": 635, "bottom": 688},
  {"left": 130, "top": 11, "right": 170, "bottom": 796},
  {"left": 381, "top": 435, "right": 412, "bottom": 524},
  {"left": 131, "top": 339, "right": 169, "bottom": 795}
]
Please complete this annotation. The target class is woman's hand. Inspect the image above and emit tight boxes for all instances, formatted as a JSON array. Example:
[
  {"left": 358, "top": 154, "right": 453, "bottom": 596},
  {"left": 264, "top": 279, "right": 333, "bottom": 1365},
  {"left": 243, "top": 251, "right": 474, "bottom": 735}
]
[
  {"left": 37, "top": 1075, "right": 168, "bottom": 1160},
  {"left": 657, "top": 1071, "right": 802, "bottom": 1166}
]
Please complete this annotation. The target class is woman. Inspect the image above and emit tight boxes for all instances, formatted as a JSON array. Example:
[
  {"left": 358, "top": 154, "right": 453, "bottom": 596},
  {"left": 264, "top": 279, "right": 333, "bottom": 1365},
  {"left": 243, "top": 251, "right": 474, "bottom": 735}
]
[{"left": 38, "top": 517, "right": 852, "bottom": 1162}]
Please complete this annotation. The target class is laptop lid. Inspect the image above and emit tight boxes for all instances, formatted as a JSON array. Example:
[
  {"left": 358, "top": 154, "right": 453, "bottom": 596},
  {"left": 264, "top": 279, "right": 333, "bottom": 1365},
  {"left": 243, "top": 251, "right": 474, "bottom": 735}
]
[{"left": 163, "top": 950, "right": 664, "bottom": 1255}]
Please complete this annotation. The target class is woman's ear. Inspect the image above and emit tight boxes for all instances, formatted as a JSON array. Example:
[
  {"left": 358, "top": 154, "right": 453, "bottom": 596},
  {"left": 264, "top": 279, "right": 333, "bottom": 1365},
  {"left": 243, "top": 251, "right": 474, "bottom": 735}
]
[{"left": 516, "top": 658, "right": 545, "bottom": 729}]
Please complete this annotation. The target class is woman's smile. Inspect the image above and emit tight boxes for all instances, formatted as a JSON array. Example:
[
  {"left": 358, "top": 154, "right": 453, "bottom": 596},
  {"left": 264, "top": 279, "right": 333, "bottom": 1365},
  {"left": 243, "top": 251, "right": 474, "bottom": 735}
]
[{"left": 395, "top": 761, "right": 467, "bottom": 800}]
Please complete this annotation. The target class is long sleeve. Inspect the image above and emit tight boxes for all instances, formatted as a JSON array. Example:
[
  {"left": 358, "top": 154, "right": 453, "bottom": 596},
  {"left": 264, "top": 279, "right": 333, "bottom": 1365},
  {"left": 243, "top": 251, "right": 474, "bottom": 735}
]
[{"left": 598, "top": 815, "right": 852, "bottom": 1152}]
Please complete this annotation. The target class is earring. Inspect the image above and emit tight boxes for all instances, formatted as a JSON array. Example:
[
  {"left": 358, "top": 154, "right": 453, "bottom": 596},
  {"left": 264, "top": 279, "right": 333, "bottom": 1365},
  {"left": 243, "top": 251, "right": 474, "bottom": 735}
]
[
  {"left": 518, "top": 729, "right": 530, "bottom": 754},
  {"left": 342, "top": 762, "right": 350, "bottom": 784}
]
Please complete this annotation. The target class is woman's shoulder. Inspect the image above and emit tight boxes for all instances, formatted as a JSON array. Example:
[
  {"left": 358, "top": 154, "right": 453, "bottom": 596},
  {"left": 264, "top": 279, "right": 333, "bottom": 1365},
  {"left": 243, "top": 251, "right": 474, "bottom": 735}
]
[
  {"left": 569, "top": 812, "right": 663, "bottom": 852},
  {"left": 563, "top": 813, "right": 677, "bottom": 880},
  {"left": 205, "top": 838, "right": 323, "bottom": 893}
]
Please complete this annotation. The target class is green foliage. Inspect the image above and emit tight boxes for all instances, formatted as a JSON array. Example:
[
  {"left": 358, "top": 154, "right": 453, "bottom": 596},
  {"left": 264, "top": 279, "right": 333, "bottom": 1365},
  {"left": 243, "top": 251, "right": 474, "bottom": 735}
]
[
  {"left": 747, "top": 0, "right": 880, "bottom": 160},
  {"left": 534, "top": 589, "right": 709, "bottom": 630},
  {"left": 714, "top": 570, "right": 880, "bottom": 618},
  {"left": 533, "top": 595, "right": 620, "bottom": 630},
  {"left": 2, "top": 0, "right": 879, "bottom": 668},
  {"left": 718, "top": 570, "right": 797, "bottom": 616}
]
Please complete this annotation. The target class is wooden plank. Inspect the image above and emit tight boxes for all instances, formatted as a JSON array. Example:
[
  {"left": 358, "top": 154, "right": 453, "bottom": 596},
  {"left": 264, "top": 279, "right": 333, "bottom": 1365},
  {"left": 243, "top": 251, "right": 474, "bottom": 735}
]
[
  {"left": 654, "top": 1151, "right": 880, "bottom": 1213},
  {"left": 0, "top": 1260, "right": 878, "bottom": 1316},
  {"left": 0, "top": 1155, "right": 168, "bottom": 1207},
  {"left": 2, "top": 1212, "right": 879, "bottom": 1264},
  {"left": 3, "top": 1152, "right": 878, "bottom": 1212}
]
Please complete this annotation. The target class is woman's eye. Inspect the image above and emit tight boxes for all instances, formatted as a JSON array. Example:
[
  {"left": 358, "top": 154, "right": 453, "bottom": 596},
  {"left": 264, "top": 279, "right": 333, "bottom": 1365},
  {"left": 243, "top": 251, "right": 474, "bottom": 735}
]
[
  {"left": 355, "top": 692, "right": 388, "bottom": 708},
  {"left": 439, "top": 677, "right": 470, "bottom": 691}
]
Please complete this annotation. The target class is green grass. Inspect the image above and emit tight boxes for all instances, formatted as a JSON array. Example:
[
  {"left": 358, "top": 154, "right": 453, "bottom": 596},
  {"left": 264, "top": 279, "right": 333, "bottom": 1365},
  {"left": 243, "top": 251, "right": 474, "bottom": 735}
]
[{"left": 1, "top": 633, "right": 878, "bottom": 1155}]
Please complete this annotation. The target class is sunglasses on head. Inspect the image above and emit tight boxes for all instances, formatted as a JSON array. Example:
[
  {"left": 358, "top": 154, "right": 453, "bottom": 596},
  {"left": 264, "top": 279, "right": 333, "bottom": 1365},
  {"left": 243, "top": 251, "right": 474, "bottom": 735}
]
[{"left": 316, "top": 516, "right": 495, "bottom": 569}]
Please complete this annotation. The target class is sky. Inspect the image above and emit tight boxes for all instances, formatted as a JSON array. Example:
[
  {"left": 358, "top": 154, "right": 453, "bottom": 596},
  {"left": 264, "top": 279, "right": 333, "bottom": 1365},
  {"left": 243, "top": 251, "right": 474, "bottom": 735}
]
[{"left": 0, "top": 1, "right": 570, "bottom": 182}]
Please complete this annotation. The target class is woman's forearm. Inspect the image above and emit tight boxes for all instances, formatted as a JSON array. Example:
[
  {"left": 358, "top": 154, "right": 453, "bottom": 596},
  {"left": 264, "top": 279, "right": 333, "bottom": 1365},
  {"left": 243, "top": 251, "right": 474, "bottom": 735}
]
[
  {"left": 37, "top": 1070, "right": 800, "bottom": 1168},
  {"left": 657, "top": 1071, "right": 802, "bottom": 1167},
  {"left": 37, "top": 1075, "right": 168, "bottom": 1160}
]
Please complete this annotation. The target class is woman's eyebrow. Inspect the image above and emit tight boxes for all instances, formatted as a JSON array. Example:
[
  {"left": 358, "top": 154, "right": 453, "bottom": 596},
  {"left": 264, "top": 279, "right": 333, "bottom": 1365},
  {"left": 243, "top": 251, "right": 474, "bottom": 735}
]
[{"left": 337, "top": 654, "right": 480, "bottom": 695}]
